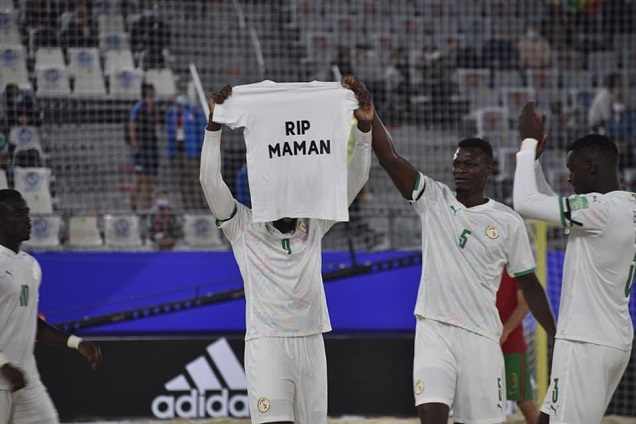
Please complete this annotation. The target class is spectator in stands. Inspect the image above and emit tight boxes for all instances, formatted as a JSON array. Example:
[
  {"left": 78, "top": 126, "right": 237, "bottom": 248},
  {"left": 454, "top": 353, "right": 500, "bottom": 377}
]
[
  {"left": 589, "top": 72, "right": 623, "bottom": 130},
  {"left": 481, "top": 25, "right": 516, "bottom": 70},
  {"left": 444, "top": 35, "right": 479, "bottom": 70},
  {"left": 496, "top": 272, "right": 539, "bottom": 424},
  {"left": 1, "top": 84, "right": 42, "bottom": 134},
  {"left": 146, "top": 190, "right": 181, "bottom": 250},
  {"left": 414, "top": 44, "right": 452, "bottom": 121},
  {"left": 129, "top": 82, "right": 159, "bottom": 212},
  {"left": 60, "top": 2, "right": 98, "bottom": 49},
  {"left": 605, "top": 94, "right": 636, "bottom": 172},
  {"left": 166, "top": 93, "right": 207, "bottom": 210},
  {"left": 516, "top": 22, "right": 552, "bottom": 69},
  {"left": 21, "top": 0, "right": 60, "bottom": 48},
  {"left": 351, "top": 43, "right": 386, "bottom": 113},
  {"left": 130, "top": 0, "right": 171, "bottom": 70}
]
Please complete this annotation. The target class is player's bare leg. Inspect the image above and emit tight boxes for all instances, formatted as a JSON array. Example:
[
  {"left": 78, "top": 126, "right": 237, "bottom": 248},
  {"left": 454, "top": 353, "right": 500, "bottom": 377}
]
[
  {"left": 517, "top": 399, "right": 538, "bottom": 424},
  {"left": 538, "top": 411, "right": 550, "bottom": 424},
  {"left": 418, "top": 402, "right": 449, "bottom": 424}
]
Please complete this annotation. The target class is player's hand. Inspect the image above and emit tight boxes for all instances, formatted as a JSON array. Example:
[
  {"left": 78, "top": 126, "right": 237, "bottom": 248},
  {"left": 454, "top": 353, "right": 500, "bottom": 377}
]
[
  {"left": 209, "top": 85, "right": 233, "bottom": 117},
  {"left": 1, "top": 363, "right": 26, "bottom": 392},
  {"left": 518, "top": 101, "right": 548, "bottom": 160},
  {"left": 500, "top": 329, "right": 510, "bottom": 345},
  {"left": 342, "top": 75, "right": 374, "bottom": 129},
  {"left": 78, "top": 341, "right": 103, "bottom": 370}
]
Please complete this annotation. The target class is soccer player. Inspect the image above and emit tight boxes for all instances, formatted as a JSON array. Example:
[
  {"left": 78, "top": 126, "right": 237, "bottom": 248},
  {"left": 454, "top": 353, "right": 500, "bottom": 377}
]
[
  {"left": 496, "top": 272, "right": 538, "bottom": 424},
  {"left": 370, "top": 115, "right": 556, "bottom": 424},
  {"left": 0, "top": 189, "right": 102, "bottom": 423},
  {"left": 200, "top": 75, "right": 374, "bottom": 424},
  {"left": 514, "top": 101, "right": 635, "bottom": 424}
]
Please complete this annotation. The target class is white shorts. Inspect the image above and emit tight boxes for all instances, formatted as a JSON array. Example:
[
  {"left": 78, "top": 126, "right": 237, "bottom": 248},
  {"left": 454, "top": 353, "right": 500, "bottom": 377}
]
[
  {"left": 245, "top": 334, "right": 327, "bottom": 424},
  {"left": 540, "top": 339, "right": 631, "bottom": 424},
  {"left": 413, "top": 317, "right": 506, "bottom": 424},
  {"left": 0, "top": 383, "right": 59, "bottom": 424}
]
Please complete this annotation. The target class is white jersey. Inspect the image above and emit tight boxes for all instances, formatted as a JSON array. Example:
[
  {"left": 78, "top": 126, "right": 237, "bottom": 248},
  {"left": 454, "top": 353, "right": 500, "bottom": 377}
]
[
  {"left": 0, "top": 245, "right": 42, "bottom": 390},
  {"left": 556, "top": 191, "right": 635, "bottom": 350},
  {"left": 213, "top": 80, "right": 358, "bottom": 223},
  {"left": 412, "top": 173, "right": 536, "bottom": 342},
  {"left": 514, "top": 147, "right": 635, "bottom": 351},
  {"left": 218, "top": 205, "right": 333, "bottom": 340}
]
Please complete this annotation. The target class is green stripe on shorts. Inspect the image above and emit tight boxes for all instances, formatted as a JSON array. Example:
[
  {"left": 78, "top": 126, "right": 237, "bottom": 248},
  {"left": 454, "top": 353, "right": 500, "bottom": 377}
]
[{"left": 504, "top": 351, "right": 534, "bottom": 402}]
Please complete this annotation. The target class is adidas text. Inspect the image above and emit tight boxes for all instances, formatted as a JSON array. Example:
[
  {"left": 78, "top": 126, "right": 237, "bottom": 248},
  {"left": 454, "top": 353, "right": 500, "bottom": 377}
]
[{"left": 151, "top": 389, "right": 249, "bottom": 418}]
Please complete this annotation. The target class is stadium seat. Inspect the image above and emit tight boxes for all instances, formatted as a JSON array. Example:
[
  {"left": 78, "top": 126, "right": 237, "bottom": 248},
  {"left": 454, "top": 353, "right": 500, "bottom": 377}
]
[
  {"left": 181, "top": 214, "right": 226, "bottom": 249},
  {"left": 34, "top": 47, "right": 66, "bottom": 71},
  {"left": 551, "top": 50, "right": 585, "bottom": 70},
  {"left": 23, "top": 215, "right": 61, "bottom": 249},
  {"left": 0, "top": 169, "right": 7, "bottom": 189},
  {"left": 108, "top": 67, "right": 143, "bottom": 99},
  {"left": 99, "top": 31, "right": 130, "bottom": 52},
  {"left": 500, "top": 87, "right": 536, "bottom": 117},
  {"left": 97, "top": 13, "right": 125, "bottom": 34},
  {"left": 36, "top": 66, "right": 72, "bottom": 97},
  {"left": 0, "top": 10, "right": 21, "bottom": 45},
  {"left": 13, "top": 167, "right": 53, "bottom": 214},
  {"left": 492, "top": 70, "right": 524, "bottom": 89},
  {"left": 560, "top": 69, "right": 594, "bottom": 89},
  {"left": 103, "top": 214, "right": 144, "bottom": 247},
  {"left": 9, "top": 126, "right": 44, "bottom": 165},
  {"left": 568, "top": 88, "right": 597, "bottom": 112},
  {"left": 392, "top": 16, "right": 426, "bottom": 51},
  {"left": 104, "top": 48, "right": 135, "bottom": 76},
  {"left": 144, "top": 68, "right": 175, "bottom": 99},
  {"left": 68, "top": 215, "right": 103, "bottom": 247},
  {"left": 587, "top": 51, "right": 618, "bottom": 74},
  {"left": 0, "top": 44, "right": 30, "bottom": 89},
  {"left": 68, "top": 47, "right": 107, "bottom": 96}
]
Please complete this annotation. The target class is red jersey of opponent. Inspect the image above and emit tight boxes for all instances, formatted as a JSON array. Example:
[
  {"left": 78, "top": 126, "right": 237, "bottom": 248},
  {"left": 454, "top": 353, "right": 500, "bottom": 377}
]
[{"left": 496, "top": 272, "right": 528, "bottom": 354}]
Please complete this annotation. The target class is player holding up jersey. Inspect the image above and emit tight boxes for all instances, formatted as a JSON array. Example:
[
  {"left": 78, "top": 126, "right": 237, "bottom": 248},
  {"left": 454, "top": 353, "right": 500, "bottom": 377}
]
[
  {"left": 514, "top": 101, "right": 635, "bottom": 424},
  {"left": 199, "top": 75, "right": 373, "bottom": 424},
  {"left": 370, "top": 114, "right": 556, "bottom": 424},
  {"left": 0, "top": 189, "right": 102, "bottom": 423}
]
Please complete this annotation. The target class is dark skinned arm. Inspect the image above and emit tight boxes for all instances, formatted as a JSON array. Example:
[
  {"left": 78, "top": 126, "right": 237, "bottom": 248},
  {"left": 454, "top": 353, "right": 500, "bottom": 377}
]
[
  {"left": 516, "top": 273, "right": 556, "bottom": 343},
  {"left": 371, "top": 114, "right": 419, "bottom": 199},
  {"left": 37, "top": 317, "right": 102, "bottom": 370}
]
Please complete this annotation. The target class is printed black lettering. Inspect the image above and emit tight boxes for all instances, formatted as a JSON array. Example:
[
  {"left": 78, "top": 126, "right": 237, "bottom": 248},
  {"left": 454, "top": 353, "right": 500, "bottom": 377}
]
[
  {"left": 285, "top": 121, "right": 295, "bottom": 136},
  {"left": 320, "top": 139, "right": 330, "bottom": 154},
  {"left": 282, "top": 142, "right": 293, "bottom": 156},
  {"left": 268, "top": 144, "right": 281, "bottom": 158},
  {"left": 293, "top": 141, "right": 306, "bottom": 155}
]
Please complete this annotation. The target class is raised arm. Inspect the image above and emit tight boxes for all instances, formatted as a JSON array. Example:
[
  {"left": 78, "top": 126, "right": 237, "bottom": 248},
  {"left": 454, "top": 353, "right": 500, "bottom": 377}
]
[
  {"left": 199, "top": 85, "right": 237, "bottom": 221},
  {"left": 342, "top": 75, "right": 374, "bottom": 204},
  {"left": 513, "top": 101, "right": 563, "bottom": 224},
  {"left": 371, "top": 114, "right": 418, "bottom": 199}
]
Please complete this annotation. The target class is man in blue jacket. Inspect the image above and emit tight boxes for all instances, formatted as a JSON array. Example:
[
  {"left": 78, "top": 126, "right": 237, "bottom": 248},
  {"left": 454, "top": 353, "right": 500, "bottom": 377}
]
[{"left": 166, "top": 94, "right": 207, "bottom": 209}]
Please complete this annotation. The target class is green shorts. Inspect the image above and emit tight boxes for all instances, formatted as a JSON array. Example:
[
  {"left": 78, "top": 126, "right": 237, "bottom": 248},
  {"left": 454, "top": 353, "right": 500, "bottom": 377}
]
[{"left": 504, "top": 351, "right": 534, "bottom": 402}]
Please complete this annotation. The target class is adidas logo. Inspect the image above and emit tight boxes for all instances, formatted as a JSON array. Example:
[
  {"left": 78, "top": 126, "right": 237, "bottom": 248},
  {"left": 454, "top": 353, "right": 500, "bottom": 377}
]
[{"left": 151, "top": 338, "right": 249, "bottom": 419}]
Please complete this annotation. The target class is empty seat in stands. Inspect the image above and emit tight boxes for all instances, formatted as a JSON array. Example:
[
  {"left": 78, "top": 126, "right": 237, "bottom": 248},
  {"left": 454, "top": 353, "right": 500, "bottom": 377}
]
[
  {"left": 36, "top": 66, "right": 72, "bottom": 97},
  {"left": 23, "top": 215, "right": 61, "bottom": 249},
  {"left": 182, "top": 214, "right": 225, "bottom": 249},
  {"left": 144, "top": 68, "right": 175, "bottom": 99},
  {"left": 13, "top": 167, "right": 53, "bottom": 214},
  {"left": 34, "top": 47, "right": 66, "bottom": 70},
  {"left": 108, "top": 67, "right": 143, "bottom": 98},
  {"left": 104, "top": 214, "right": 143, "bottom": 247},
  {"left": 68, "top": 215, "right": 103, "bottom": 247},
  {"left": 68, "top": 48, "right": 107, "bottom": 96},
  {"left": 0, "top": 44, "right": 30, "bottom": 89}
]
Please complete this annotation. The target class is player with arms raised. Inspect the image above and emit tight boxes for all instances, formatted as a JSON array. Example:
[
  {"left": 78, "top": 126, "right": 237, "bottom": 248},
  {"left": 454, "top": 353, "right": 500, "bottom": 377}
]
[
  {"left": 514, "top": 101, "right": 635, "bottom": 424},
  {"left": 370, "top": 115, "right": 556, "bottom": 424},
  {"left": 200, "top": 75, "right": 374, "bottom": 424}
]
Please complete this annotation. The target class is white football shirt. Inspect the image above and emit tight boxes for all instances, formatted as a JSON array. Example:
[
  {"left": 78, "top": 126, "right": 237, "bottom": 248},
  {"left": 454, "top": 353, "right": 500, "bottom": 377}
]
[
  {"left": 218, "top": 207, "right": 333, "bottom": 340},
  {"left": 515, "top": 147, "right": 635, "bottom": 350},
  {"left": 0, "top": 245, "right": 42, "bottom": 390},
  {"left": 412, "top": 173, "right": 536, "bottom": 342},
  {"left": 213, "top": 80, "right": 358, "bottom": 223}
]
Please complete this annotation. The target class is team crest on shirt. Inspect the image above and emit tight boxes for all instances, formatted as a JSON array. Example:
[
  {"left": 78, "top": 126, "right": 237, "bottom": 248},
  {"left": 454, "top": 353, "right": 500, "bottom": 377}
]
[
  {"left": 414, "top": 379, "right": 425, "bottom": 395},
  {"left": 297, "top": 220, "right": 308, "bottom": 233},
  {"left": 485, "top": 225, "right": 499, "bottom": 240},
  {"left": 257, "top": 397, "right": 271, "bottom": 413}
]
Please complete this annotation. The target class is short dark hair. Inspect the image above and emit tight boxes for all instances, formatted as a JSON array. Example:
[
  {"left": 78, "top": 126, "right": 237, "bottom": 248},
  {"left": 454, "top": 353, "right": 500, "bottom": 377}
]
[
  {"left": 457, "top": 137, "right": 494, "bottom": 163},
  {"left": 141, "top": 83, "right": 155, "bottom": 98},
  {"left": 568, "top": 134, "right": 618, "bottom": 164},
  {"left": 0, "top": 189, "right": 21, "bottom": 205}
]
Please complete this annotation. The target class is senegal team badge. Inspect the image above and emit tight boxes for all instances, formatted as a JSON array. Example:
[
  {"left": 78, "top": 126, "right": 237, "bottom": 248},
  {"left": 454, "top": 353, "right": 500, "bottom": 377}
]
[
  {"left": 414, "top": 379, "right": 425, "bottom": 395},
  {"left": 258, "top": 397, "right": 271, "bottom": 413},
  {"left": 485, "top": 226, "right": 499, "bottom": 240}
]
